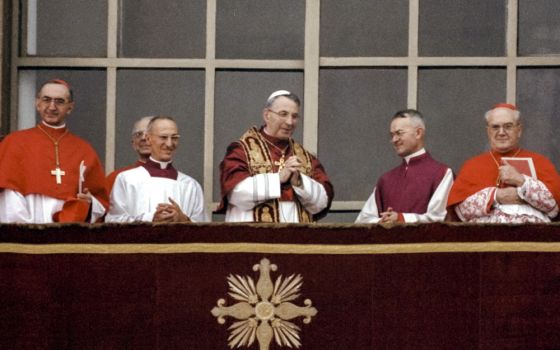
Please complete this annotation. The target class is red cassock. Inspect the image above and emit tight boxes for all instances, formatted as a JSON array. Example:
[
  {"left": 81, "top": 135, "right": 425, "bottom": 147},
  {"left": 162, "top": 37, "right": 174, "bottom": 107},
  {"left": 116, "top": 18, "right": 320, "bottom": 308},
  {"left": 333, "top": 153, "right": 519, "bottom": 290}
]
[
  {"left": 447, "top": 149, "right": 560, "bottom": 218},
  {"left": 0, "top": 125, "right": 109, "bottom": 222}
]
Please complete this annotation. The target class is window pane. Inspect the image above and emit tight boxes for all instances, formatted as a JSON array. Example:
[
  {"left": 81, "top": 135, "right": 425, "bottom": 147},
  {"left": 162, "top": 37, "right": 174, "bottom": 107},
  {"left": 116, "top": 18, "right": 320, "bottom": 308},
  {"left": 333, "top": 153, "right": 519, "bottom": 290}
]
[
  {"left": 318, "top": 68, "right": 408, "bottom": 201},
  {"left": 419, "top": 0, "right": 506, "bottom": 57},
  {"left": 518, "top": 0, "right": 560, "bottom": 55},
  {"left": 27, "top": 0, "right": 107, "bottom": 57},
  {"left": 119, "top": 0, "right": 206, "bottom": 58},
  {"left": 418, "top": 68, "right": 506, "bottom": 172},
  {"left": 116, "top": 69, "right": 205, "bottom": 183},
  {"left": 213, "top": 70, "right": 304, "bottom": 201},
  {"left": 216, "top": 0, "right": 305, "bottom": 59},
  {"left": 320, "top": 0, "right": 408, "bottom": 57},
  {"left": 321, "top": 211, "right": 358, "bottom": 223},
  {"left": 517, "top": 68, "right": 560, "bottom": 165},
  {"left": 19, "top": 69, "right": 107, "bottom": 162}
]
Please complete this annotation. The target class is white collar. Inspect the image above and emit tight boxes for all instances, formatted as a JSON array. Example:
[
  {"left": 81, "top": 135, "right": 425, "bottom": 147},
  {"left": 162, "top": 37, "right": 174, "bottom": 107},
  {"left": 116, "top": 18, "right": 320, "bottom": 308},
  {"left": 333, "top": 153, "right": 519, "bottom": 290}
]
[
  {"left": 149, "top": 156, "right": 172, "bottom": 169},
  {"left": 41, "top": 121, "right": 66, "bottom": 129},
  {"left": 404, "top": 148, "right": 426, "bottom": 164}
]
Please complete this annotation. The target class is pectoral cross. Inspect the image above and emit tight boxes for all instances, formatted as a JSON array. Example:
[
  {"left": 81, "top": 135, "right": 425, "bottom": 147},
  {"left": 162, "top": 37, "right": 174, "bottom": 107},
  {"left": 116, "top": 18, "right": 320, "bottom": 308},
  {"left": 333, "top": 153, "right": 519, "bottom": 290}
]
[
  {"left": 51, "top": 167, "right": 66, "bottom": 184},
  {"left": 37, "top": 125, "right": 70, "bottom": 186},
  {"left": 274, "top": 153, "right": 286, "bottom": 171}
]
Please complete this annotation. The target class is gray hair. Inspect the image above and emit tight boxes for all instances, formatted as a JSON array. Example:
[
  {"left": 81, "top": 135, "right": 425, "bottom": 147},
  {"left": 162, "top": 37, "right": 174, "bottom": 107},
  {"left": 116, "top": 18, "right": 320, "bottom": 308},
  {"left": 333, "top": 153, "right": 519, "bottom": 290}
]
[
  {"left": 484, "top": 107, "right": 521, "bottom": 122},
  {"left": 392, "top": 109, "right": 426, "bottom": 129},
  {"left": 146, "top": 115, "right": 177, "bottom": 133},
  {"left": 131, "top": 116, "right": 155, "bottom": 135}
]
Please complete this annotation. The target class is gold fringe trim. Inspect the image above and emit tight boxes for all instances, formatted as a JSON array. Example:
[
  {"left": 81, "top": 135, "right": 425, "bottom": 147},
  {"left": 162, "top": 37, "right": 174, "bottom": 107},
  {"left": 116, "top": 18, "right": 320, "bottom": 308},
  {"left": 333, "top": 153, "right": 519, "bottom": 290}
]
[{"left": 2, "top": 241, "right": 560, "bottom": 255}]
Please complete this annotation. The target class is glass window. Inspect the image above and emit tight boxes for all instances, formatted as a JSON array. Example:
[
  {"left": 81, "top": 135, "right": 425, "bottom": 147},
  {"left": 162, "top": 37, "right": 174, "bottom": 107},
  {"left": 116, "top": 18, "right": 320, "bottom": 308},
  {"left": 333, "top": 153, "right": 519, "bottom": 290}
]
[
  {"left": 213, "top": 70, "right": 304, "bottom": 201},
  {"left": 18, "top": 69, "right": 107, "bottom": 161},
  {"left": 518, "top": 0, "right": 560, "bottom": 55},
  {"left": 116, "top": 69, "right": 205, "bottom": 182},
  {"left": 9, "top": 0, "right": 560, "bottom": 223},
  {"left": 418, "top": 68, "right": 506, "bottom": 172},
  {"left": 318, "top": 68, "right": 408, "bottom": 201},
  {"left": 517, "top": 68, "right": 560, "bottom": 164},
  {"left": 24, "top": 0, "right": 107, "bottom": 57},
  {"left": 118, "top": 0, "right": 206, "bottom": 58},
  {"left": 320, "top": 0, "right": 409, "bottom": 57},
  {"left": 419, "top": 0, "right": 506, "bottom": 57},
  {"left": 216, "top": 0, "right": 305, "bottom": 59},
  {"left": 321, "top": 211, "right": 358, "bottom": 223}
]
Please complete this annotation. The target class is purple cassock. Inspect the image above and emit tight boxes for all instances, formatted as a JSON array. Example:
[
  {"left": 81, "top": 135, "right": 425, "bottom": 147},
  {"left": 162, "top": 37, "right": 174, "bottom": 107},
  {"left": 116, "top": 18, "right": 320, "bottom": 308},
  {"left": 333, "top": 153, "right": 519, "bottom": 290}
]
[{"left": 375, "top": 152, "right": 449, "bottom": 214}]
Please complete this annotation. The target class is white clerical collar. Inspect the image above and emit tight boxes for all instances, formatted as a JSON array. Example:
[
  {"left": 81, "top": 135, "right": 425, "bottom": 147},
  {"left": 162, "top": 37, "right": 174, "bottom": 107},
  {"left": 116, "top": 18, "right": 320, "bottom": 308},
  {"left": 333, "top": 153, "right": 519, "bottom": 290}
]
[
  {"left": 149, "top": 156, "right": 172, "bottom": 169},
  {"left": 404, "top": 148, "right": 426, "bottom": 164},
  {"left": 42, "top": 121, "right": 66, "bottom": 129}
]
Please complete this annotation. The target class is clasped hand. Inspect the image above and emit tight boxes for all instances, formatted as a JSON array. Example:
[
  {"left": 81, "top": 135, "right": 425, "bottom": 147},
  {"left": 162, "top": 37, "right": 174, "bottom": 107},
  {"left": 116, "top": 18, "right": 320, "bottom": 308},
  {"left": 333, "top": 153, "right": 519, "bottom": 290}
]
[
  {"left": 498, "top": 160, "right": 525, "bottom": 187},
  {"left": 495, "top": 187, "right": 524, "bottom": 205},
  {"left": 496, "top": 160, "right": 525, "bottom": 205},
  {"left": 279, "top": 156, "right": 303, "bottom": 186},
  {"left": 153, "top": 197, "right": 191, "bottom": 223},
  {"left": 379, "top": 207, "right": 399, "bottom": 224}
]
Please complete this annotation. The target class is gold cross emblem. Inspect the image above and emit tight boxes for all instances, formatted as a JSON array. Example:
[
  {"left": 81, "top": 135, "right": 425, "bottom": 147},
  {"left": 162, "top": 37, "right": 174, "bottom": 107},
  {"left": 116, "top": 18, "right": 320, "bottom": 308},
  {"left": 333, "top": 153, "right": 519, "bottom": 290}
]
[
  {"left": 274, "top": 155, "right": 286, "bottom": 171},
  {"left": 211, "top": 258, "right": 317, "bottom": 349}
]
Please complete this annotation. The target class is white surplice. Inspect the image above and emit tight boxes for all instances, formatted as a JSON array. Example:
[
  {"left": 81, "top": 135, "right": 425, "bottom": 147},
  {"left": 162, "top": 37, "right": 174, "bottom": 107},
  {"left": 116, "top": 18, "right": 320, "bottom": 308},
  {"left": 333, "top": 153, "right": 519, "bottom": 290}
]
[
  {"left": 0, "top": 190, "right": 105, "bottom": 223},
  {"left": 106, "top": 166, "right": 208, "bottom": 223}
]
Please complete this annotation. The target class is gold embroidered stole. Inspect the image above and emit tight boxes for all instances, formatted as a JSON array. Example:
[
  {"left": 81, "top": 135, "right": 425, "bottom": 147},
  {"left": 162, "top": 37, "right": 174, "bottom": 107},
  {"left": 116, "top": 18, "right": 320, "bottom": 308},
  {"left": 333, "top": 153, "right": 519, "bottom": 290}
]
[{"left": 238, "top": 127, "right": 314, "bottom": 223}]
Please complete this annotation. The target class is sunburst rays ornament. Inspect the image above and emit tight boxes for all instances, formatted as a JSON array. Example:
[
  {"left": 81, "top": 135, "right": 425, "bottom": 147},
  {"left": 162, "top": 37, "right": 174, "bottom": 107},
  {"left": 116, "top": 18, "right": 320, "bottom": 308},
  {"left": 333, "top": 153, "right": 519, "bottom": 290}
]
[{"left": 211, "top": 258, "right": 317, "bottom": 349}]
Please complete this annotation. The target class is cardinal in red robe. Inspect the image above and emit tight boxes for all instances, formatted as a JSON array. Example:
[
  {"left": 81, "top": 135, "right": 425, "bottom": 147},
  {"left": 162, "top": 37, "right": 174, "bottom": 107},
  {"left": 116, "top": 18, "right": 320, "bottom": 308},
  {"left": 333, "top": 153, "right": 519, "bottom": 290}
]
[
  {"left": 447, "top": 103, "right": 560, "bottom": 223},
  {"left": 0, "top": 79, "right": 108, "bottom": 223}
]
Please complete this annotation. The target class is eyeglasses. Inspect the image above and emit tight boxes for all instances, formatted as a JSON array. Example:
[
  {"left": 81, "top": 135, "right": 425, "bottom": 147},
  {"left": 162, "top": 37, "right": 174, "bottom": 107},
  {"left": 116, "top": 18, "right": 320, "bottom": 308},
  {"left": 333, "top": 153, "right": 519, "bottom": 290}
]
[
  {"left": 267, "top": 109, "right": 300, "bottom": 119},
  {"left": 132, "top": 131, "right": 147, "bottom": 139},
  {"left": 153, "top": 134, "right": 180, "bottom": 142},
  {"left": 39, "top": 96, "right": 70, "bottom": 106},
  {"left": 390, "top": 129, "right": 413, "bottom": 139},
  {"left": 487, "top": 123, "right": 519, "bottom": 133}
]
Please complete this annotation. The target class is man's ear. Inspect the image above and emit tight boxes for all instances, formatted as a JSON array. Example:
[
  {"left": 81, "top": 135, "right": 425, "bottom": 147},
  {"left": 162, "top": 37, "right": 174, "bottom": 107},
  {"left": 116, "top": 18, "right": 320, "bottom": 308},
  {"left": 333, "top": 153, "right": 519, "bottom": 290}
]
[
  {"left": 66, "top": 101, "right": 75, "bottom": 114},
  {"left": 416, "top": 127, "right": 425, "bottom": 139},
  {"left": 262, "top": 108, "right": 270, "bottom": 123}
]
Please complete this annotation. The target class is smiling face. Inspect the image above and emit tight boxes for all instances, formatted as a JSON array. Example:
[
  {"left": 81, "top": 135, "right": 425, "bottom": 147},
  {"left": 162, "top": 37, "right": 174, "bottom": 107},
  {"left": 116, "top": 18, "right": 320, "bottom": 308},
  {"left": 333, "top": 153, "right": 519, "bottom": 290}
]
[
  {"left": 263, "top": 96, "right": 300, "bottom": 140},
  {"left": 486, "top": 107, "right": 522, "bottom": 154},
  {"left": 131, "top": 117, "right": 153, "bottom": 161},
  {"left": 146, "top": 118, "right": 180, "bottom": 162},
  {"left": 389, "top": 117, "right": 424, "bottom": 157},
  {"left": 35, "top": 83, "right": 74, "bottom": 127}
]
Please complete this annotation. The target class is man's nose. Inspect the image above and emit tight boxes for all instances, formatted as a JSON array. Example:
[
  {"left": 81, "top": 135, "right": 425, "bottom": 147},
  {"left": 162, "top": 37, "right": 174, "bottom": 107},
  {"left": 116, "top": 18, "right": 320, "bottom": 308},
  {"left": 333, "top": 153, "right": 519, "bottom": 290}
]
[
  {"left": 165, "top": 138, "right": 174, "bottom": 147},
  {"left": 497, "top": 127, "right": 507, "bottom": 134}
]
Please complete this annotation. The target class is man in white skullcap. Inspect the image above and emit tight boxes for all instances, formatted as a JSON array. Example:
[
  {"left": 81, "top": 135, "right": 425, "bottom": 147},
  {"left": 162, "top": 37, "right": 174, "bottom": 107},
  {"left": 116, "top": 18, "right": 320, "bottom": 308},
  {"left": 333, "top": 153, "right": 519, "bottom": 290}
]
[{"left": 217, "top": 90, "right": 334, "bottom": 223}]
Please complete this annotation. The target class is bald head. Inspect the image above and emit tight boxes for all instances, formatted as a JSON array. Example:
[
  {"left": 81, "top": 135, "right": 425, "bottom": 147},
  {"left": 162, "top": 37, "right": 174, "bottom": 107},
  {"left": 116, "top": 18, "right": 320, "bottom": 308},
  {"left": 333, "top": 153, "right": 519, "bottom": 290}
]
[
  {"left": 146, "top": 116, "right": 180, "bottom": 162},
  {"left": 131, "top": 116, "right": 154, "bottom": 162}
]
